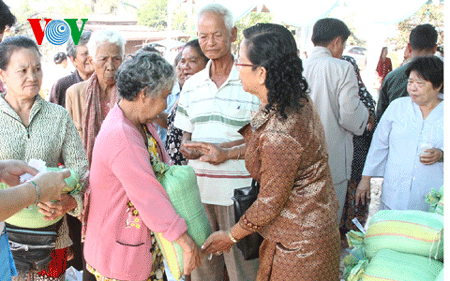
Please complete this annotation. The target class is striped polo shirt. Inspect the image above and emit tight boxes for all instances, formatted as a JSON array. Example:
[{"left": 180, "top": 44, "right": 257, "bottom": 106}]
[{"left": 174, "top": 60, "right": 260, "bottom": 206}]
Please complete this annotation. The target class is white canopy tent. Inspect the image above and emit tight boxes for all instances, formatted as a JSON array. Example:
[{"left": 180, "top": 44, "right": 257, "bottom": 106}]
[
  {"left": 193, "top": 0, "right": 440, "bottom": 96},
  {"left": 194, "top": 0, "right": 437, "bottom": 26}
]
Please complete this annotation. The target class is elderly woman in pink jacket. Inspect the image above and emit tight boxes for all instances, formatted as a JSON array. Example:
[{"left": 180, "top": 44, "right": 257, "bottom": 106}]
[{"left": 83, "top": 52, "right": 201, "bottom": 281}]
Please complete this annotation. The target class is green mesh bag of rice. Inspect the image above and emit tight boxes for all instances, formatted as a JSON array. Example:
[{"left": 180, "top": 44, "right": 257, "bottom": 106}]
[
  {"left": 434, "top": 268, "right": 444, "bottom": 281},
  {"left": 361, "top": 249, "right": 443, "bottom": 281},
  {"left": 365, "top": 210, "right": 444, "bottom": 261},
  {"left": 153, "top": 163, "right": 212, "bottom": 280}
]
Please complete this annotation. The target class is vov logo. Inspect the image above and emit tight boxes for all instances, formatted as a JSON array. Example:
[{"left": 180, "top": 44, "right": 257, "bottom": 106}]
[{"left": 27, "top": 19, "right": 88, "bottom": 46}]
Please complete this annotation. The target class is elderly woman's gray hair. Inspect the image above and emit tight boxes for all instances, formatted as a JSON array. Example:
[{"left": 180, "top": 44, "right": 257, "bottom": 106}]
[
  {"left": 115, "top": 52, "right": 176, "bottom": 101},
  {"left": 88, "top": 29, "right": 125, "bottom": 59},
  {"left": 196, "top": 3, "right": 234, "bottom": 32}
]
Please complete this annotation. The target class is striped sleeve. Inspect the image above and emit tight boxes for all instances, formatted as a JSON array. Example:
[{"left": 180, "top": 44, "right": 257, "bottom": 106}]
[{"left": 173, "top": 89, "right": 193, "bottom": 133}]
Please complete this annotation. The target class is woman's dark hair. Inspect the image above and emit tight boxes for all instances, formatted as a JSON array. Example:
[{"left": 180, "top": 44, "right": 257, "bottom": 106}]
[
  {"left": 242, "top": 23, "right": 308, "bottom": 119},
  {"left": 116, "top": 52, "right": 176, "bottom": 101},
  {"left": 379, "top": 47, "right": 388, "bottom": 58},
  {"left": 405, "top": 56, "right": 444, "bottom": 93},
  {"left": 0, "top": 36, "right": 41, "bottom": 70},
  {"left": 182, "top": 39, "right": 208, "bottom": 64},
  {"left": 0, "top": 0, "right": 16, "bottom": 32},
  {"left": 53, "top": 52, "right": 67, "bottom": 64}
]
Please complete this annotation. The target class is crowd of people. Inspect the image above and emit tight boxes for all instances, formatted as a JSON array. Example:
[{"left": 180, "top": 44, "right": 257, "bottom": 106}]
[{"left": 0, "top": 1, "right": 444, "bottom": 281}]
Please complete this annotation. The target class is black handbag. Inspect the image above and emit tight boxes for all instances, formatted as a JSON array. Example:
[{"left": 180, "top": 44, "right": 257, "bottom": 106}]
[
  {"left": 232, "top": 179, "right": 264, "bottom": 260},
  {"left": 5, "top": 220, "right": 63, "bottom": 272}
]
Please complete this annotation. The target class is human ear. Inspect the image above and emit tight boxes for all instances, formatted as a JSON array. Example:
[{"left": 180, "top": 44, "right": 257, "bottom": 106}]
[{"left": 259, "top": 66, "right": 267, "bottom": 85}]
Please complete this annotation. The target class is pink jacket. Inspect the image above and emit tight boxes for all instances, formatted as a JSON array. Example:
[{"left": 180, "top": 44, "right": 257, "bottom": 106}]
[{"left": 84, "top": 104, "right": 187, "bottom": 280}]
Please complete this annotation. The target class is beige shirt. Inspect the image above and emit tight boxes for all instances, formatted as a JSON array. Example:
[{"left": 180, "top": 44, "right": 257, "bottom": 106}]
[{"left": 65, "top": 80, "right": 89, "bottom": 140}]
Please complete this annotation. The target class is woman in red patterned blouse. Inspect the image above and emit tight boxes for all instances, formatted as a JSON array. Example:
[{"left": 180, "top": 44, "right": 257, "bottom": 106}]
[{"left": 375, "top": 47, "right": 393, "bottom": 89}]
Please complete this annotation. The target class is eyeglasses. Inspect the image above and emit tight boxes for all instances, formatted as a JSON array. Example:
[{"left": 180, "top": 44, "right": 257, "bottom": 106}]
[{"left": 234, "top": 59, "right": 257, "bottom": 70}]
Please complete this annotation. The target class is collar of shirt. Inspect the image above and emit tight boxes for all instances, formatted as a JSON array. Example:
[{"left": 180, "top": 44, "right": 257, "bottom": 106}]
[
  {"left": 309, "top": 46, "right": 333, "bottom": 59},
  {"left": 0, "top": 92, "right": 45, "bottom": 124},
  {"left": 199, "top": 55, "right": 240, "bottom": 86},
  {"left": 250, "top": 106, "right": 277, "bottom": 131}
]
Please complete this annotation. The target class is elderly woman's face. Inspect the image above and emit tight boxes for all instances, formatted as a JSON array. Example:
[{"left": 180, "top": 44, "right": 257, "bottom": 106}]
[
  {"left": 91, "top": 42, "right": 123, "bottom": 86},
  {"left": 179, "top": 46, "right": 207, "bottom": 85},
  {"left": 407, "top": 70, "right": 442, "bottom": 107},
  {"left": 0, "top": 47, "right": 42, "bottom": 99},
  {"left": 141, "top": 89, "right": 171, "bottom": 123}
]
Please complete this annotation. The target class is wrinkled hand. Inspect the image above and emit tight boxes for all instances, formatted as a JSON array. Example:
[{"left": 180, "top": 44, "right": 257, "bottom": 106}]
[
  {"left": 201, "top": 230, "right": 235, "bottom": 255},
  {"left": 38, "top": 193, "right": 76, "bottom": 220},
  {"left": 420, "top": 148, "right": 443, "bottom": 165},
  {"left": 0, "top": 160, "right": 38, "bottom": 186},
  {"left": 175, "top": 232, "right": 202, "bottom": 275},
  {"left": 180, "top": 140, "right": 203, "bottom": 160},
  {"left": 355, "top": 176, "right": 371, "bottom": 206},
  {"left": 183, "top": 142, "right": 228, "bottom": 165}
]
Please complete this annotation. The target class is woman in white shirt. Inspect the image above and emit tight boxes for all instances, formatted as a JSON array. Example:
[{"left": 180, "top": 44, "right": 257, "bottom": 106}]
[{"left": 356, "top": 56, "right": 443, "bottom": 211}]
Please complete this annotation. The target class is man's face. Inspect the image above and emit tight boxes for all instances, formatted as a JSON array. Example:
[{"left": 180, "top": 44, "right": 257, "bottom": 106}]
[
  {"left": 197, "top": 12, "right": 235, "bottom": 60},
  {"left": 71, "top": 45, "right": 94, "bottom": 77}
]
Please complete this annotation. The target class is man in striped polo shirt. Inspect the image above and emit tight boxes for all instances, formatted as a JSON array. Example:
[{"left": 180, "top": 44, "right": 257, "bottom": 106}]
[{"left": 174, "top": 3, "right": 260, "bottom": 281}]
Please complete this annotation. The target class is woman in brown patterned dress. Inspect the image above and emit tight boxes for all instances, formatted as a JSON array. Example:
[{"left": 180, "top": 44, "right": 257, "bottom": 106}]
[{"left": 184, "top": 23, "right": 340, "bottom": 281}]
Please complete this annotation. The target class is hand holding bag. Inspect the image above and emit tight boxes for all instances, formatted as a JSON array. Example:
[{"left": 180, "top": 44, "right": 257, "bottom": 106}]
[{"left": 232, "top": 179, "right": 264, "bottom": 260}]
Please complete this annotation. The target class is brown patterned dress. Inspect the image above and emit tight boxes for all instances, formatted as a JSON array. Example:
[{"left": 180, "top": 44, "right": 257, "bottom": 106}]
[{"left": 238, "top": 99, "right": 340, "bottom": 281}]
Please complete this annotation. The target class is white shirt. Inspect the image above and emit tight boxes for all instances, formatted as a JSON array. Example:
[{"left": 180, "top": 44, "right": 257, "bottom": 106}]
[
  {"left": 363, "top": 97, "right": 444, "bottom": 210},
  {"left": 303, "top": 46, "right": 369, "bottom": 185},
  {"left": 174, "top": 60, "right": 260, "bottom": 205}
]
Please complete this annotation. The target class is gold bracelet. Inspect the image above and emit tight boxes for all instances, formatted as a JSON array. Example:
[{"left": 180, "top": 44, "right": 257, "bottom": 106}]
[{"left": 228, "top": 231, "right": 238, "bottom": 243}]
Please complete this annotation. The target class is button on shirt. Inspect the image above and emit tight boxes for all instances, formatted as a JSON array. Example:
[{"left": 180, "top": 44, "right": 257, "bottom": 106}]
[
  {"left": 363, "top": 97, "right": 443, "bottom": 211},
  {"left": 174, "top": 60, "right": 260, "bottom": 206}
]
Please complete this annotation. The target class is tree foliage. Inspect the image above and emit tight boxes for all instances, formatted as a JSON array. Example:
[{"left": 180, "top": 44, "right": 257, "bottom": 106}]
[
  {"left": 387, "top": 2, "right": 444, "bottom": 50},
  {"left": 137, "top": 0, "right": 168, "bottom": 30},
  {"left": 233, "top": 11, "right": 273, "bottom": 52}
]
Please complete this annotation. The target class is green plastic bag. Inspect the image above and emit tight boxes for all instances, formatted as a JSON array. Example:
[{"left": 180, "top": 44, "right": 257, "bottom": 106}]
[
  {"left": 153, "top": 164, "right": 211, "bottom": 280},
  {"left": 362, "top": 249, "right": 443, "bottom": 281},
  {"left": 426, "top": 186, "right": 444, "bottom": 215},
  {"left": 1, "top": 167, "right": 80, "bottom": 228}
]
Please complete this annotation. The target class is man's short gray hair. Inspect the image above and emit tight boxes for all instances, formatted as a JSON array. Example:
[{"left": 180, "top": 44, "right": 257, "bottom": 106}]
[
  {"left": 88, "top": 29, "right": 125, "bottom": 59},
  {"left": 196, "top": 3, "right": 234, "bottom": 33},
  {"left": 66, "top": 30, "right": 91, "bottom": 59}
]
